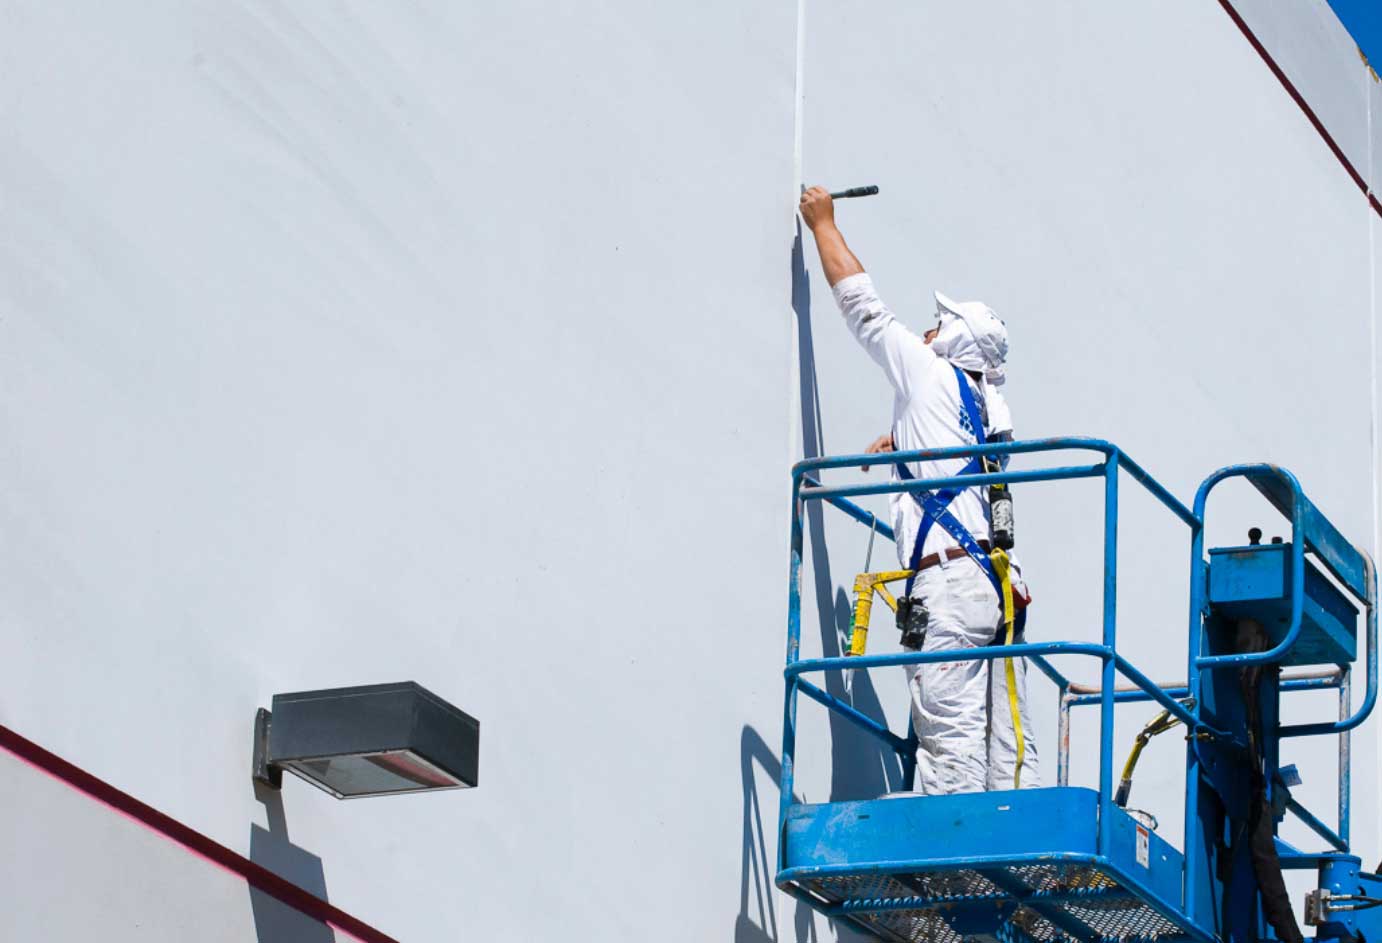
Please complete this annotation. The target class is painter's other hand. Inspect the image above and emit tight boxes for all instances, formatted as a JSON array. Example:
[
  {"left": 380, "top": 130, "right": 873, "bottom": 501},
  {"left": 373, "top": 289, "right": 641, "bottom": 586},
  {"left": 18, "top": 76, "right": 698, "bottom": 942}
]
[
  {"left": 799, "top": 186, "right": 836, "bottom": 233},
  {"left": 861, "top": 432, "right": 894, "bottom": 472}
]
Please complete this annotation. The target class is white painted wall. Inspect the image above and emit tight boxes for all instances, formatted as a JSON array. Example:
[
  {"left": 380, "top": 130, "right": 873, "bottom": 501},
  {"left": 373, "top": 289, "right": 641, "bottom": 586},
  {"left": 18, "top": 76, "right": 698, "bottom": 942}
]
[
  {"left": 0, "top": 2, "right": 1378, "bottom": 941},
  {"left": 1, "top": 2, "right": 796, "bottom": 939},
  {"left": 0, "top": 750, "right": 266, "bottom": 942}
]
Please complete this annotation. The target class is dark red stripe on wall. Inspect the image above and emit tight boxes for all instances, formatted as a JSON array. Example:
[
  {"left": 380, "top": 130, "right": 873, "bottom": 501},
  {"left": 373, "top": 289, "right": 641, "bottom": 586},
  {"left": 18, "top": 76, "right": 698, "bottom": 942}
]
[
  {"left": 1216, "top": 0, "right": 1382, "bottom": 217},
  {"left": 0, "top": 724, "right": 400, "bottom": 943}
]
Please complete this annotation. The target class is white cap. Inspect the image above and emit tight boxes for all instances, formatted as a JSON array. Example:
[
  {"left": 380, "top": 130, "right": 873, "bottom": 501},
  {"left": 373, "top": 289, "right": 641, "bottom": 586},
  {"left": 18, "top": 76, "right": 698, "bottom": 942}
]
[{"left": 933, "top": 290, "right": 1008, "bottom": 383}]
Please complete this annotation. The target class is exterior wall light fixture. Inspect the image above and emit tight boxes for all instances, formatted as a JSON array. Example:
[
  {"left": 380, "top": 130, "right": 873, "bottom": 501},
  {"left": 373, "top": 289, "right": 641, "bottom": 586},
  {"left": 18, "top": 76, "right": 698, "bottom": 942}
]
[{"left": 252, "top": 682, "right": 479, "bottom": 798}]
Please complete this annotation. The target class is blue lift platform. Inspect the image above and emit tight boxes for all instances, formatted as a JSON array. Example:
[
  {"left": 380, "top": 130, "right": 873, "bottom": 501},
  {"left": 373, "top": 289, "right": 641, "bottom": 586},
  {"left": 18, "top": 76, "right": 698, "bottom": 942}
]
[{"left": 778, "top": 439, "right": 1379, "bottom": 943}]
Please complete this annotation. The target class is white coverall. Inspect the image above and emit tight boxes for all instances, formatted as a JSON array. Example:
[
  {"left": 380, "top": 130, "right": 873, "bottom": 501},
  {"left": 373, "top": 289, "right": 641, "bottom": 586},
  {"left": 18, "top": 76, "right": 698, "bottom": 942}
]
[{"left": 831, "top": 273, "right": 1040, "bottom": 795}]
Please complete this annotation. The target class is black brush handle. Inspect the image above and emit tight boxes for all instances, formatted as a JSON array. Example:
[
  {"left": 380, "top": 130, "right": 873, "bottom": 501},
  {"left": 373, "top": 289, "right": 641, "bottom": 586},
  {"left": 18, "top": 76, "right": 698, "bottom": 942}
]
[{"left": 828, "top": 185, "right": 879, "bottom": 199}]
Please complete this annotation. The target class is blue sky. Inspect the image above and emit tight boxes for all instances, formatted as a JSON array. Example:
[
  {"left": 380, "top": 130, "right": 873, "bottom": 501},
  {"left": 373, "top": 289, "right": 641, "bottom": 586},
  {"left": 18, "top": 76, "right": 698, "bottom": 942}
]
[{"left": 1327, "top": 0, "right": 1382, "bottom": 71}]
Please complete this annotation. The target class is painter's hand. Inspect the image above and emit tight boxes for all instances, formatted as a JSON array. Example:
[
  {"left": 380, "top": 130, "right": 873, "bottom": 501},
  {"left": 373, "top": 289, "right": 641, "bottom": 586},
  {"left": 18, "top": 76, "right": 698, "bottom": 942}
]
[
  {"left": 861, "top": 432, "right": 894, "bottom": 472},
  {"left": 798, "top": 187, "right": 836, "bottom": 233}
]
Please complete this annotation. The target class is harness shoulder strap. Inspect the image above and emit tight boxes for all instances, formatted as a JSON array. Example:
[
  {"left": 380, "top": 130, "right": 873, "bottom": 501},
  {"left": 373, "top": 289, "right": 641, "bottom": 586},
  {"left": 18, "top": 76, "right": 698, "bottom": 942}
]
[
  {"left": 897, "top": 365, "right": 997, "bottom": 597},
  {"left": 954, "top": 366, "right": 988, "bottom": 447}
]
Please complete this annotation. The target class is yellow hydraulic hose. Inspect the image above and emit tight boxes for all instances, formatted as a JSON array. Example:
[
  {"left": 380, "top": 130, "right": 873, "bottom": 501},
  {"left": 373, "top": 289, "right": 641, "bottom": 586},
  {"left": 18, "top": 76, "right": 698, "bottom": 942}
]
[
  {"left": 1115, "top": 704, "right": 1189, "bottom": 807},
  {"left": 990, "top": 548, "right": 1024, "bottom": 788},
  {"left": 1120, "top": 736, "right": 1152, "bottom": 788}
]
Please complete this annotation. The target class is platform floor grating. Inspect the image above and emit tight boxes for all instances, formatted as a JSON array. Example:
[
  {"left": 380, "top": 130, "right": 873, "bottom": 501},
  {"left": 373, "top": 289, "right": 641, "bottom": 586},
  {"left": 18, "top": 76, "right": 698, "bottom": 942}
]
[{"left": 787, "top": 863, "right": 1191, "bottom": 943}]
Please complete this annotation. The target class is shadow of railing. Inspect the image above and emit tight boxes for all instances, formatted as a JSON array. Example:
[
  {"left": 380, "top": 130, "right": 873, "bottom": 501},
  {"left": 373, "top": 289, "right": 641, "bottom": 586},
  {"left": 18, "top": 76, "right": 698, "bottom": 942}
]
[{"left": 739, "top": 725, "right": 813, "bottom": 943}]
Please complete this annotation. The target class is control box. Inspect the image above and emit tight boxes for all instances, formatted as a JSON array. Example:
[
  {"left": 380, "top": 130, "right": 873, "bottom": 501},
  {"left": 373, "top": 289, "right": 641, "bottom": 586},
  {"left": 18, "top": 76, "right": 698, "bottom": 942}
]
[{"left": 1207, "top": 542, "right": 1357, "bottom": 666}]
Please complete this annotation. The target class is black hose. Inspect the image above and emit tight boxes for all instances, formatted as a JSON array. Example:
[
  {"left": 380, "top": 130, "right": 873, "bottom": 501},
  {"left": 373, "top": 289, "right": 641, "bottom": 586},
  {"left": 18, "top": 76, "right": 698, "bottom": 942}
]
[
  {"left": 1237, "top": 620, "right": 1304, "bottom": 943},
  {"left": 1249, "top": 790, "right": 1302, "bottom": 943}
]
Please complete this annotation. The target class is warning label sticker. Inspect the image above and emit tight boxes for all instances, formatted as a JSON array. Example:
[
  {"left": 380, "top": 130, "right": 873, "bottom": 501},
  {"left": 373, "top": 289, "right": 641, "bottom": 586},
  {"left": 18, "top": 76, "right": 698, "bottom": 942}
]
[{"left": 1136, "top": 825, "right": 1150, "bottom": 868}]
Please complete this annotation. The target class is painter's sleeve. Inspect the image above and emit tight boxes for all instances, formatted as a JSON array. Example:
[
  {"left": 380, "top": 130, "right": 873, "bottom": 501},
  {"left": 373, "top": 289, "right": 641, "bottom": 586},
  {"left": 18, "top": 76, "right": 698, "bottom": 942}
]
[{"left": 831, "top": 273, "right": 934, "bottom": 397}]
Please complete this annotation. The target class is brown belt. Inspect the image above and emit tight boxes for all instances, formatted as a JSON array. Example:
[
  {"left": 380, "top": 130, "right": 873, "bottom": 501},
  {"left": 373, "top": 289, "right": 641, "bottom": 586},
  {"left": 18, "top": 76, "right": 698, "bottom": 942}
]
[{"left": 914, "top": 540, "right": 992, "bottom": 574}]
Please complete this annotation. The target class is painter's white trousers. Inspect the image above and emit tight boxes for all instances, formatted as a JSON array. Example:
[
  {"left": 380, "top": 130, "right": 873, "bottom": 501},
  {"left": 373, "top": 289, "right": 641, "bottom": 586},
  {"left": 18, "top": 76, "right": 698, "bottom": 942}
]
[{"left": 908, "top": 558, "right": 1041, "bottom": 794}]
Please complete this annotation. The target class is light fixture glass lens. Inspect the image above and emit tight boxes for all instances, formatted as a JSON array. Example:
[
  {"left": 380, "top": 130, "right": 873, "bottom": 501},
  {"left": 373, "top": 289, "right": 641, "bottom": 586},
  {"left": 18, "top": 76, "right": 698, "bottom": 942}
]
[{"left": 283, "top": 750, "right": 469, "bottom": 798}]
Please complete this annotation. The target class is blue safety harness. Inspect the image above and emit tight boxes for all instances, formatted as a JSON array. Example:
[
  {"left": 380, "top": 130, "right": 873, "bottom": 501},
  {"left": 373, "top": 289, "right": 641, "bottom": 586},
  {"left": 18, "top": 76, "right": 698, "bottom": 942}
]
[{"left": 897, "top": 364, "right": 1002, "bottom": 601}]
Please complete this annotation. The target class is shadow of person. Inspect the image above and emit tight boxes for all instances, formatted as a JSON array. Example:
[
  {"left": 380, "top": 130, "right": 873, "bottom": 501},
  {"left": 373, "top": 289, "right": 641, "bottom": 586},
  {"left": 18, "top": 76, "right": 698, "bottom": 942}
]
[
  {"left": 791, "top": 224, "right": 906, "bottom": 804},
  {"left": 249, "top": 783, "right": 335, "bottom": 943}
]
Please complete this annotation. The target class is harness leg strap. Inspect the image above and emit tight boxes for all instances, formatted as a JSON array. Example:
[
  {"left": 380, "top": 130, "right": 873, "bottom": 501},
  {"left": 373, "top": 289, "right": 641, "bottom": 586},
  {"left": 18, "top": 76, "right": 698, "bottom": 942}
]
[{"left": 991, "top": 547, "right": 1024, "bottom": 788}]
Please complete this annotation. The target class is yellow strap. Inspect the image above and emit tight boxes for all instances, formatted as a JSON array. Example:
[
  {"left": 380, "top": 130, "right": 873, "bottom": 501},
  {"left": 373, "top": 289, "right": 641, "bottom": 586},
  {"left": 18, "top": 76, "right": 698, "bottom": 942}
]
[
  {"left": 849, "top": 574, "right": 874, "bottom": 656},
  {"left": 991, "top": 548, "right": 1024, "bottom": 788},
  {"left": 868, "top": 570, "right": 916, "bottom": 586},
  {"left": 847, "top": 571, "right": 915, "bottom": 657}
]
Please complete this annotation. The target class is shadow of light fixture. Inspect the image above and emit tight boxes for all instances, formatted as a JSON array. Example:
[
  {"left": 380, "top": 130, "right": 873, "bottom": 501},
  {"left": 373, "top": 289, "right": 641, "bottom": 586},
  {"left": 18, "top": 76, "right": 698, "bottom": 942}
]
[{"left": 253, "top": 682, "right": 479, "bottom": 799}]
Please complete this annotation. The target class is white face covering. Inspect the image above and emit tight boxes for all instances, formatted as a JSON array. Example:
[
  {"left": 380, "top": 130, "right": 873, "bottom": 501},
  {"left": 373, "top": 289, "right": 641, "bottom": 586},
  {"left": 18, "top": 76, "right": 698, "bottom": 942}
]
[
  {"left": 931, "top": 316, "right": 984, "bottom": 370},
  {"left": 931, "top": 294, "right": 1009, "bottom": 386}
]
